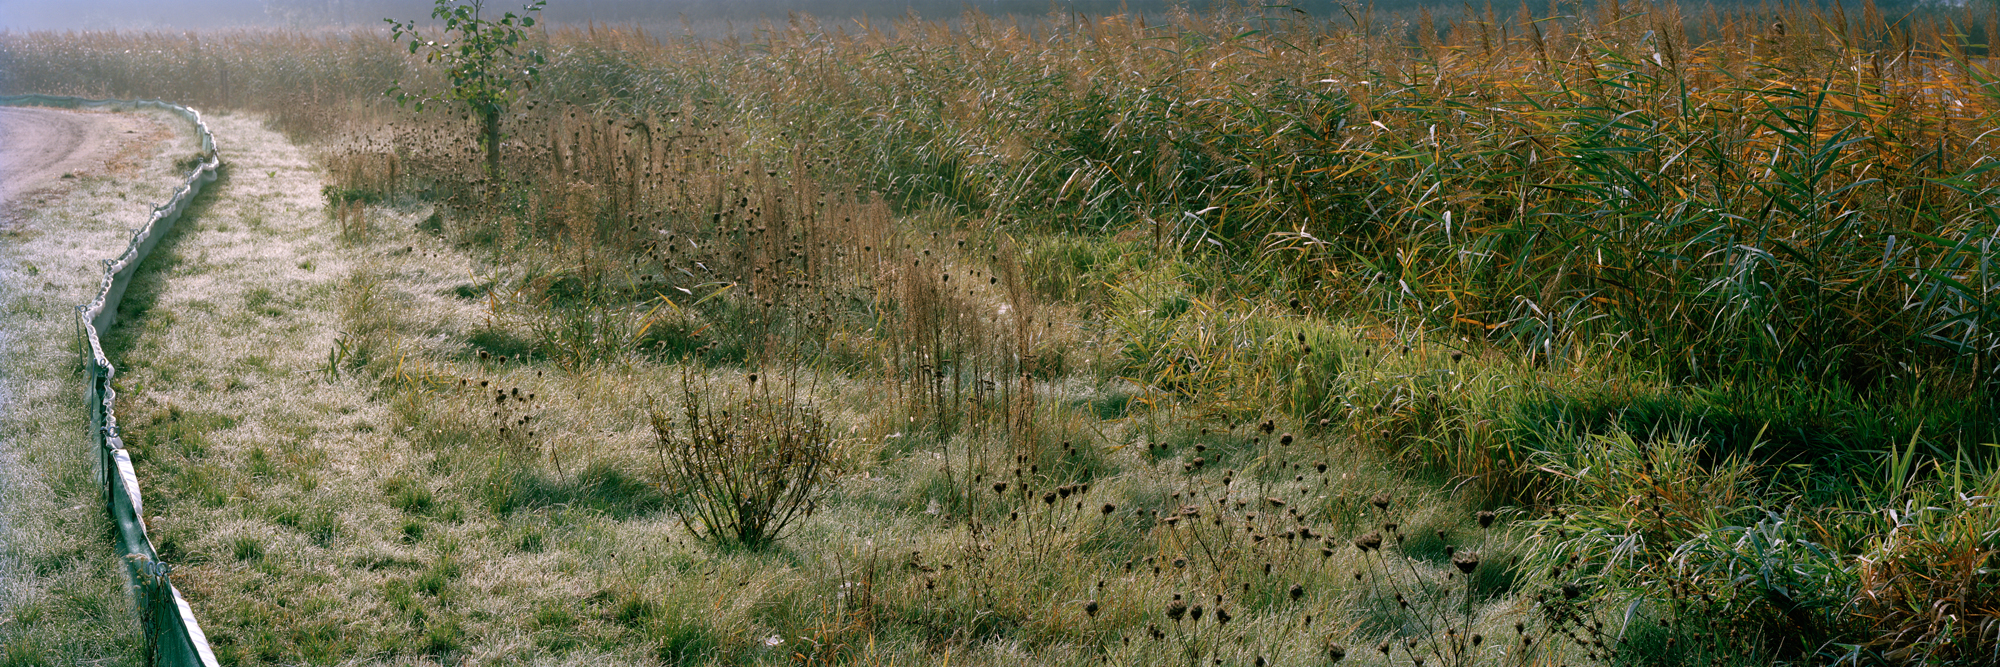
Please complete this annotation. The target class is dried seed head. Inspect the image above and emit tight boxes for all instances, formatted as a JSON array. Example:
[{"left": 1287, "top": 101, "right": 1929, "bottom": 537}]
[
  {"left": 1327, "top": 641, "right": 1347, "bottom": 663},
  {"left": 1085, "top": 600, "right": 1099, "bottom": 617},
  {"left": 1370, "top": 493, "right": 1391, "bottom": 511},
  {"left": 1353, "top": 532, "right": 1382, "bottom": 552},
  {"left": 1280, "top": 433, "right": 1294, "bottom": 445},
  {"left": 1453, "top": 551, "right": 1481, "bottom": 574},
  {"left": 1477, "top": 510, "right": 1497, "bottom": 528},
  {"left": 1289, "top": 583, "right": 1305, "bottom": 601}
]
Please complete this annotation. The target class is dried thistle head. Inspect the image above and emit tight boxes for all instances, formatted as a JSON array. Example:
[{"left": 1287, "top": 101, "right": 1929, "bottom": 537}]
[{"left": 1370, "top": 492, "right": 1392, "bottom": 511}]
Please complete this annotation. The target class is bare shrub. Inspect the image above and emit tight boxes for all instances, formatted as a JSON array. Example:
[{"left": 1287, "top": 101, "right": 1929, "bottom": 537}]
[{"left": 648, "top": 371, "right": 835, "bottom": 550}]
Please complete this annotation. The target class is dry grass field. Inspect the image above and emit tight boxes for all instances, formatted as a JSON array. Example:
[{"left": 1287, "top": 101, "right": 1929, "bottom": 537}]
[{"left": 2, "top": 1, "right": 1998, "bottom": 665}]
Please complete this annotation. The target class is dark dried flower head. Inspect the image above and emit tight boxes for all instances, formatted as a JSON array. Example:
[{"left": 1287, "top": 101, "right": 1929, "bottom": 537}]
[
  {"left": 1280, "top": 433, "right": 1294, "bottom": 446},
  {"left": 1327, "top": 641, "right": 1347, "bottom": 663},
  {"left": 1102, "top": 503, "right": 1117, "bottom": 515},
  {"left": 1166, "top": 599, "right": 1188, "bottom": 622},
  {"left": 1289, "top": 583, "right": 1305, "bottom": 601},
  {"left": 1085, "top": 600, "right": 1099, "bottom": 617},
  {"left": 1353, "top": 532, "right": 1383, "bottom": 552},
  {"left": 1453, "top": 551, "right": 1481, "bottom": 574},
  {"left": 1370, "top": 493, "right": 1392, "bottom": 511},
  {"left": 993, "top": 482, "right": 1008, "bottom": 494},
  {"left": 1477, "top": 510, "right": 1497, "bottom": 528}
]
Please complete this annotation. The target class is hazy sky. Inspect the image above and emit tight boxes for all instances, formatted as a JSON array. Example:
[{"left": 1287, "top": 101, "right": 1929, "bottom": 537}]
[{"left": 0, "top": 0, "right": 1167, "bottom": 31}]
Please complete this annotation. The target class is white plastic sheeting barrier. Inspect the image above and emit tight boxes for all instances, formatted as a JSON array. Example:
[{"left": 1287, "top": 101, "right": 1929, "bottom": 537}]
[{"left": 1, "top": 94, "right": 224, "bottom": 667}]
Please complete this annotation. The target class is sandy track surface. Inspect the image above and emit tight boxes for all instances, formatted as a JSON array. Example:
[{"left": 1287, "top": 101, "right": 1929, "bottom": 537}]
[{"left": 0, "top": 106, "right": 160, "bottom": 206}]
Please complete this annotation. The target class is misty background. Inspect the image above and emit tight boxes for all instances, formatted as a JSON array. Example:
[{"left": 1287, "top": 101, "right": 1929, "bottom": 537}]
[
  {"left": 7, "top": 0, "right": 1954, "bottom": 33},
  {"left": 0, "top": 0, "right": 1225, "bottom": 31}
]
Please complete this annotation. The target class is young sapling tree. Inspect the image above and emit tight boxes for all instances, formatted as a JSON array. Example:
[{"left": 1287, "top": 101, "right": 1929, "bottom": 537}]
[{"left": 386, "top": 0, "right": 546, "bottom": 181}]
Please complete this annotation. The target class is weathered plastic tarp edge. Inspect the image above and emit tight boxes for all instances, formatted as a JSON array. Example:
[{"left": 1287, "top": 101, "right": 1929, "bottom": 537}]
[{"left": 2, "top": 94, "right": 225, "bottom": 667}]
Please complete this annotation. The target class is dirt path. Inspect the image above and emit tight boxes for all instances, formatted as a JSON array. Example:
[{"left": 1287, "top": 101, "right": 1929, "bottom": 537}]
[
  {"left": 0, "top": 104, "right": 188, "bottom": 664},
  {"left": 0, "top": 106, "right": 163, "bottom": 207}
]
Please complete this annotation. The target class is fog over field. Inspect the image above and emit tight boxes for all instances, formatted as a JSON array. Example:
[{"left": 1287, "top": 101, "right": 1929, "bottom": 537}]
[
  {"left": 1, "top": 0, "right": 1949, "bottom": 32},
  {"left": 0, "top": 0, "right": 1194, "bottom": 31}
]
